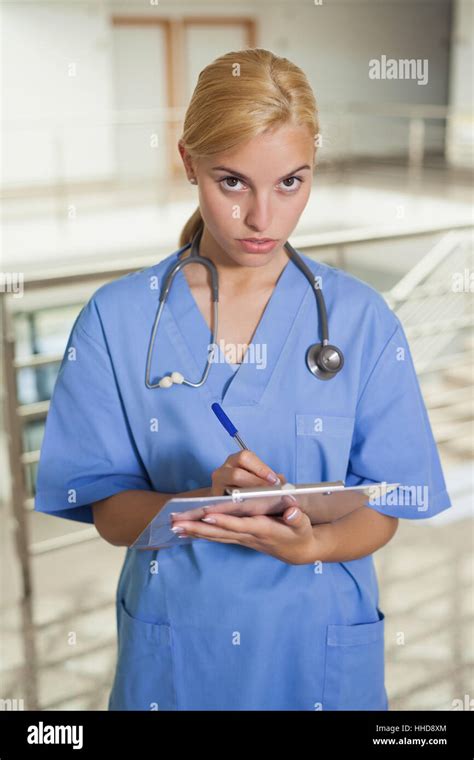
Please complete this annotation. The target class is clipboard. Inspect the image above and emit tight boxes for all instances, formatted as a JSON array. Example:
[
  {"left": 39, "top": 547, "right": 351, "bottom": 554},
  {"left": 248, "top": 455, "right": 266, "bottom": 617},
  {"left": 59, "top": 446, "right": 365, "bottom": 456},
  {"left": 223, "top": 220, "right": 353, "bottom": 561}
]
[{"left": 131, "top": 480, "right": 400, "bottom": 550}]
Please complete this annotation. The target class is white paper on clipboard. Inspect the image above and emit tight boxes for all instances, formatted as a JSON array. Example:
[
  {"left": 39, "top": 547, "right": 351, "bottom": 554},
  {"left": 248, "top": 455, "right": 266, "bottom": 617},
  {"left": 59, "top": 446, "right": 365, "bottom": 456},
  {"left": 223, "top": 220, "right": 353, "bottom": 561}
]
[{"left": 131, "top": 480, "right": 400, "bottom": 550}]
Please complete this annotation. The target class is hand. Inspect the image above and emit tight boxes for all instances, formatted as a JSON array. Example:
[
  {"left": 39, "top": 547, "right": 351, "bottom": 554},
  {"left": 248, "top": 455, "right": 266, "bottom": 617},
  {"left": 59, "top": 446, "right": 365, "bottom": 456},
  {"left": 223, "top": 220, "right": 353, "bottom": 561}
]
[
  {"left": 170, "top": 497, "right": 322, "bottom": 565},
  {"left": 210, "top": 449, "right": 287, "bottom": 496}
]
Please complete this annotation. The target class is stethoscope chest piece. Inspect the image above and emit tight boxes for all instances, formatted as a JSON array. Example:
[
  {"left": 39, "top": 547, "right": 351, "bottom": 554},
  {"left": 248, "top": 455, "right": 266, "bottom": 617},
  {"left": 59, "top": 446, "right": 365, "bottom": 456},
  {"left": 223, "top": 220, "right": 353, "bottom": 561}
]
[{"left": 306, "top": 342, "right": 344, "bottom": 381}]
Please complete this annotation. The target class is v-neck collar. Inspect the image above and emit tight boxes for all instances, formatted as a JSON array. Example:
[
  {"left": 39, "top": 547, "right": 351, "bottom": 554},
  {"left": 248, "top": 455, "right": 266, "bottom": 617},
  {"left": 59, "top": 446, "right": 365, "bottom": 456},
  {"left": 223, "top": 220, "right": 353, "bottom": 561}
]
[{"left": 164, "top": 248, "right": 312, "bottom": 407}]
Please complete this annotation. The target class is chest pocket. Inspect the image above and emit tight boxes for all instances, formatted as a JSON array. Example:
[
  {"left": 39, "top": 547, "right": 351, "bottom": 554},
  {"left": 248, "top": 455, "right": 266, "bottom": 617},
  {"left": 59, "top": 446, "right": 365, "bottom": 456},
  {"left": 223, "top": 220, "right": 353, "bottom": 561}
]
[{"left": 295, "top": 413, "right": 355, "bottom": 484}]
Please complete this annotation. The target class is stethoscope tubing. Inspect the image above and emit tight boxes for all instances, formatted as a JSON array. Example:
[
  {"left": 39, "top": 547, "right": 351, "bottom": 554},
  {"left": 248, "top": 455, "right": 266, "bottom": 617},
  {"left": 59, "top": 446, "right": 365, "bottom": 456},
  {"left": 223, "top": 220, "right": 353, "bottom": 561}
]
[{"left": 145, "top": 226, "right": 341, "bottom": 389}]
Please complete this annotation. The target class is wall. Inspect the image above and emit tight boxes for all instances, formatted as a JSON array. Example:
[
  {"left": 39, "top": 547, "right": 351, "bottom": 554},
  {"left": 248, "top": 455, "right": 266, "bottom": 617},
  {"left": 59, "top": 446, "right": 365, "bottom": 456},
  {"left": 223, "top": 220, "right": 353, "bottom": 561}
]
[{"left": 1, "top": 0, "right": 454, "bottom": 189}]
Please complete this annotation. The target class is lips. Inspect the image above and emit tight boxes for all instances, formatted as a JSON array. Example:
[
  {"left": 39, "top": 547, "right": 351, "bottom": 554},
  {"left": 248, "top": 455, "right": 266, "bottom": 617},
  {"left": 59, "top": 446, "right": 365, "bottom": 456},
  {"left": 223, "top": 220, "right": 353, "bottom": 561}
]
[{"left": 237, "top": 238, "right": 278, "bottom": 253}]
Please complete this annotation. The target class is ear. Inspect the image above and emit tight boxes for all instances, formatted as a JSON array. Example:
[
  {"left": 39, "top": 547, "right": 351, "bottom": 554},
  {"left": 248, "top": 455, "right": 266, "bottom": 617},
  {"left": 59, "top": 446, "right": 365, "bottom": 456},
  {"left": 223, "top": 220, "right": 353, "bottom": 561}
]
[{"left": 177, "top": 140, "right": 196, "bottom": 182}]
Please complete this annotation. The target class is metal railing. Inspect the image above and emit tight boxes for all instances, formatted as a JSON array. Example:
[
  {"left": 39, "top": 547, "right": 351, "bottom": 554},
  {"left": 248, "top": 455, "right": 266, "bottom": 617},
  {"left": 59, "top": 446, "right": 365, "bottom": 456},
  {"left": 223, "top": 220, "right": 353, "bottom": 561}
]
[
  {"left": 386, "top": 230, "right": 474, "bottom": 372},
  {"left": 1, "top": 222, "right": 472, "bottom": 708},
  {"left": 2, "top": 101, "right": 472, "bottom": 209}
]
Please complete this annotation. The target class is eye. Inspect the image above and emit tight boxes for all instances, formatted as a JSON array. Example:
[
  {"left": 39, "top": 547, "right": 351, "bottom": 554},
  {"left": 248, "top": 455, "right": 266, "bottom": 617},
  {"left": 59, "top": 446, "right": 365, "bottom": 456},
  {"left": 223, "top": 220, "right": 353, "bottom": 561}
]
[
  {"left": 279, "top": 177, "right": 303, "bottom": 192},
  {"left": 219, "top": 176, "right": 246, "bottom": 192},
  {"left": 218, "top": 175, "right": 304, "bottom": 193}
]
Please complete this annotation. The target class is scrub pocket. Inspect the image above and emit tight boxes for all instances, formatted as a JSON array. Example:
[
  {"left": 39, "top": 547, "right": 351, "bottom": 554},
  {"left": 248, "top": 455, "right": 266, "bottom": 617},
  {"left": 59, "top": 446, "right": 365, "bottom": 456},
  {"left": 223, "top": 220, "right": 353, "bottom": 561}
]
[
  {"left": 295, "top": 413, "right": 355, "bottom": 483},
  {"left": 321, "top": 609, "right": 388, "bottom": 710},
  {"left": 108, "top": 598, "right": 178, "bottom": 711}
]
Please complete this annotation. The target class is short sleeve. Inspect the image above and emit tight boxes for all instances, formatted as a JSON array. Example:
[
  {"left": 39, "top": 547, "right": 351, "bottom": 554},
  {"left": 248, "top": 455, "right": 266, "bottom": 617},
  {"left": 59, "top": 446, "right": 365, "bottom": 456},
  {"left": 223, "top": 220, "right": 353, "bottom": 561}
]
[
  {"left": 34, "top": 297, "right": 153, "bottom": 524},
  {"left": 345, "top": 316, "right": 452, "bottom": 520}
]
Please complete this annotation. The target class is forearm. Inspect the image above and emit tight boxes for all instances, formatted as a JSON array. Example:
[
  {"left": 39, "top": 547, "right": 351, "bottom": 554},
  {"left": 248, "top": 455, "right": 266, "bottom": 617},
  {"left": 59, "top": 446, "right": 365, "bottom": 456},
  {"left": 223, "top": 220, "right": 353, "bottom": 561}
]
[
  {"left": 92, "top": 486, "right": 211, "bottom": 547},
  {"left": 311, "top": 506, "right": 399, "bottom": 563}
]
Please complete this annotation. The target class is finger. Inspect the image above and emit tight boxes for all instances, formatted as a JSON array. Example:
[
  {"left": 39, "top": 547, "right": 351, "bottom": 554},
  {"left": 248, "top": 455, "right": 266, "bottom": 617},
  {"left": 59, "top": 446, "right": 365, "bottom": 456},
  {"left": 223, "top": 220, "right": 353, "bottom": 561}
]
[
  {"left": 172, "top": 519, "right": 256, "bottom": 544},
  {"left": 170, "top": 507, "right": 206, "bottom": 521},
  {"left": 226, "top": 450, "right": 281, "bottom": 484},
  {"left": 194, "top": 511, "right": 312, "bottom": 554},
  {"left": 187, "top": 534, "right": 260, "bottom": 550},
  {"left": 224, "top": 466, "right": 277, "bottom": 489},
  {"left": 170, "top": 501, "right": 227, "bottom": 521},
  {"left": 281, "top": 501, "right": 311, "bottom": 532},
  {"left": 199, "top": 512, "right": 276, "bottom": 538}
]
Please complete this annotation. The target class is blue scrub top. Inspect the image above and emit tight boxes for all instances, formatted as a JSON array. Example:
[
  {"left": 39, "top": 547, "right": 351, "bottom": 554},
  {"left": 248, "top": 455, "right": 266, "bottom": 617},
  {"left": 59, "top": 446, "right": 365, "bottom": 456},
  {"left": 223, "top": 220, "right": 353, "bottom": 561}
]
[{"left": 35, "top": 244, "right": 452, "bottom": 711}]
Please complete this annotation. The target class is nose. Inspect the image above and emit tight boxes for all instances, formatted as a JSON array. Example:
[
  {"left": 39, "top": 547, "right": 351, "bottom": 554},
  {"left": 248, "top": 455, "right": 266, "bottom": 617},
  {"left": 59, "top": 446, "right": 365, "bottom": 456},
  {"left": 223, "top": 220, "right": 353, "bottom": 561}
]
[{"left": 244, "top": 192, "right": 273, "bottom": 233}]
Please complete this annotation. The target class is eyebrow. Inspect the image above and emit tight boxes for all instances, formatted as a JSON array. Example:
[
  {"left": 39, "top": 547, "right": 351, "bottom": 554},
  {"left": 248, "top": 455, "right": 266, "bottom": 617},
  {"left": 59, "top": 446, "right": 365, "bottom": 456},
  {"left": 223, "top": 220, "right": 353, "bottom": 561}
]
[{"left": 211, "top": 164, "right": 312, "bottom": 182}]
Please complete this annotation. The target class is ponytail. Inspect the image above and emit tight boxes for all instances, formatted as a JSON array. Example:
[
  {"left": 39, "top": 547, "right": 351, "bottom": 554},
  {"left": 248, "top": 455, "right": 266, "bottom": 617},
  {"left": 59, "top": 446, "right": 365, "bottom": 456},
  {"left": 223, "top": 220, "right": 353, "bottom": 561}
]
[{"left": 178, "top": 207, "right": 204, "bottom": 248}]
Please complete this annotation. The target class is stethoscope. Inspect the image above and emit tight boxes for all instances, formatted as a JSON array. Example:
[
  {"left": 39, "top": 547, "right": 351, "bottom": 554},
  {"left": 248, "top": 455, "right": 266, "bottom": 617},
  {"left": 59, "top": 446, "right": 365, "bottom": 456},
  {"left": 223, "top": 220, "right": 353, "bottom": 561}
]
[{"left": 145, "top": 226, "right": 344, "bottom": 389}]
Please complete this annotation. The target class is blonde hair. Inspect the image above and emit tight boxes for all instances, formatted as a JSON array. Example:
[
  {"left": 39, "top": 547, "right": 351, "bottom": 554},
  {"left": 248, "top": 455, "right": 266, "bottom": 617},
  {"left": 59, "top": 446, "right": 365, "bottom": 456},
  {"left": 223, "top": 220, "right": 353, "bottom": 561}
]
[{"left": 178, "top": 48, "right": 319, "bottom": 248}]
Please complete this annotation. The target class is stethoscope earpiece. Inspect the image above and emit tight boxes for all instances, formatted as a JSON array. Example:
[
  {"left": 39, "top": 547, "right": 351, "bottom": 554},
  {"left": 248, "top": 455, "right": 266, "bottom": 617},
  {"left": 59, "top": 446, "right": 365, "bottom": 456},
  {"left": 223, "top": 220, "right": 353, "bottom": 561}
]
[
  {"left": 158, "top": 372, "right": 185, "bottom": 388},
  {"left": 306, "top": 343, "right": 344, "bottom": 381}
]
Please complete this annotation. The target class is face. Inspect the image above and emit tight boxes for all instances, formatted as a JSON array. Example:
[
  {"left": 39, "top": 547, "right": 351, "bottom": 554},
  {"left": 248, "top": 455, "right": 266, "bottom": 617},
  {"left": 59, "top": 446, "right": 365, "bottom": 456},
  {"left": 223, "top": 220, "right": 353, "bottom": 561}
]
[{"left": 179, "top": 123, "right": 315, "bottom": 268}]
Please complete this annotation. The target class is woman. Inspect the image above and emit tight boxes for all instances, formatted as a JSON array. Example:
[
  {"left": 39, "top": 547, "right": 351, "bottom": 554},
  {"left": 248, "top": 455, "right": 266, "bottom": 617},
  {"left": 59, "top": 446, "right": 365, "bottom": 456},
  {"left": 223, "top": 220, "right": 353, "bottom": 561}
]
[{"left": 35, "top": 48, "right": 452, "bottom": 711}]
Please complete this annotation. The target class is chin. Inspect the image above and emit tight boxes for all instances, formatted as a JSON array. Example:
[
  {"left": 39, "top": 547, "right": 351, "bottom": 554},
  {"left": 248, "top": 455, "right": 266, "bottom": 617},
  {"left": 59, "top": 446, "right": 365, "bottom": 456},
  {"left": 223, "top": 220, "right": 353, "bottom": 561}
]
[
  {"left": 218, "top": 238, "right": 285, "bottom": 267},
  {"left": 235, "top": 251, "right": 276, "bottom": 266}
]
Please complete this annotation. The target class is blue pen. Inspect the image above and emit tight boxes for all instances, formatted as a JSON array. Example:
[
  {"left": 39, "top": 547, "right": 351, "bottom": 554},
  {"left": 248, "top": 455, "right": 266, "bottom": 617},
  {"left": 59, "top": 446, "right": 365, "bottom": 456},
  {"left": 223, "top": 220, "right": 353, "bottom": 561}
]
[
  {"left": 211, "top": 403, "right": 283, "bottom": 492},
  {"left": 211, "top": 402, "right": 249, "bottom": 450}
]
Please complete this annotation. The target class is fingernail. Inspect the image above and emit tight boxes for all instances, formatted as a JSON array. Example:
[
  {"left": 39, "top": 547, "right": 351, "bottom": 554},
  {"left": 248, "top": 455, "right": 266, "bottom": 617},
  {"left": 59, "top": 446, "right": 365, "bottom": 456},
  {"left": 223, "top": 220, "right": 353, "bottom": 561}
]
[
  {"left": 202, "top": 517, "right": 217, "bottom": 524},
  {"left": 178, "top": 533, "right": 188, "bottom": 538},
  {"left": 286, "top": 508, "right": 299, "bottom": 521},
  {"left": 171, "top": 526, "right": 185, "bottom": 533},
  {"left": 266, "top": 473, "right": 280, "bottom": 484},
  {"left": 170, "top": 512, "right": 178, "bottom": 517}
]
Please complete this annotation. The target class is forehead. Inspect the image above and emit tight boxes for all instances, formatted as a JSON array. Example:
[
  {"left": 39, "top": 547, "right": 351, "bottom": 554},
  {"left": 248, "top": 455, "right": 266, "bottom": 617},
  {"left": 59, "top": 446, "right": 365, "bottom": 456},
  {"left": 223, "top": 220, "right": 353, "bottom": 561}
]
[{"left": 202, "top": 124, "right": 315, "bottom": 176}]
